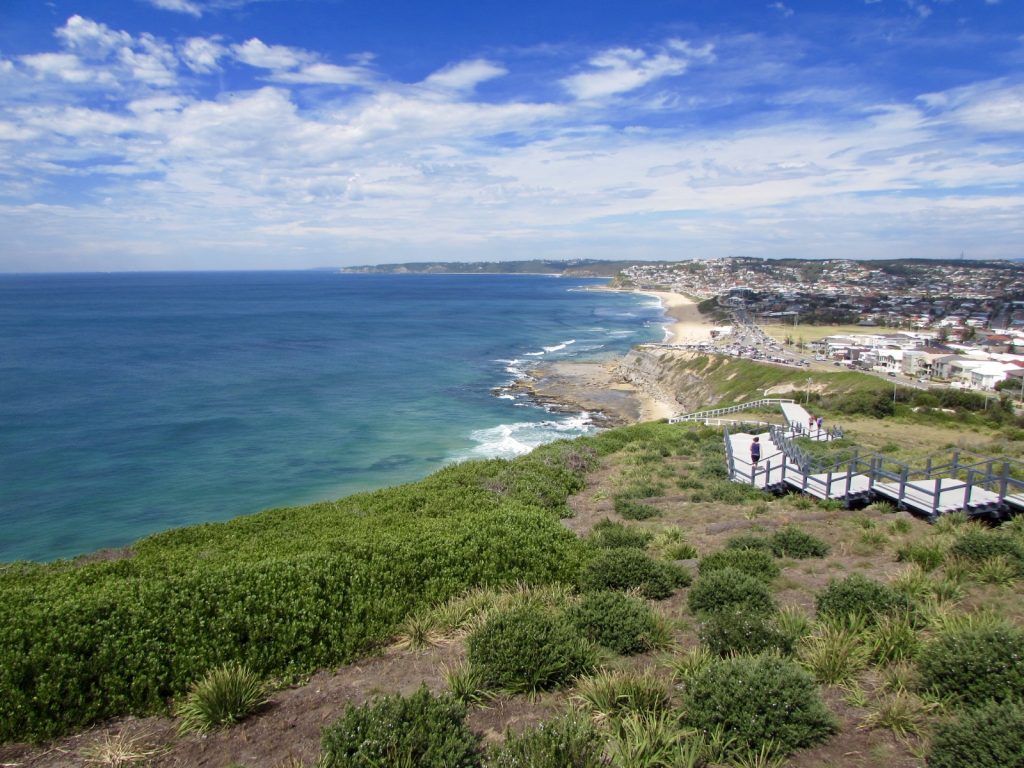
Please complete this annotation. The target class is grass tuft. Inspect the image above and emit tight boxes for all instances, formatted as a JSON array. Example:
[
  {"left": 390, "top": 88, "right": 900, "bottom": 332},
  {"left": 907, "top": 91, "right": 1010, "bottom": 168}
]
[{"left": 175, "top": 662, "right": 268, "bottom": 734}]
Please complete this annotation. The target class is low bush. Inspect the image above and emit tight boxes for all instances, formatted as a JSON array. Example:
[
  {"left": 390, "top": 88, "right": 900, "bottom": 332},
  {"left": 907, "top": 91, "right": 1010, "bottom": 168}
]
[
  {"left": 466, "top": 605, "right": 594, "bottom": 693},
  {"left": 698, "top": 548, "right": 780, "bottom": 583},
  {"left": 320, "top": 686, "right": 480, "bottom": 768},
  {"left": 770, "top": 526, "right": 830, "bottom": 558},
  {"left": 485, "top": 710, "right": 605, "bottom": 768},
  {"left": 688, "top": 567, "right": 775, "bottom": 617},
  {"left": 681, "top": 654, "right": 836, "bottom": 757},
  {"left": 580, "top": 548, "right": 690, "bottom": 600},
  {"left": 700, "top": 607, "right": 793, "bottom": 657},
  {"left": 927, "top": 700, "right": 1024, "bottom": 768},
  {"left": 917, "top": 624, "right": 1024, "bottom": 706},
  {"left": 948, "top": 529, "right": 1024, "bottom": 575},
  {"left": 815, "top": 574, "right": 914, "bottom": 626},
  {"left": 613, "top": 496, "right": 661, "bottom": 520},
  {"left": 690, "top": 479, "right": 765, "bottom": 504},
  {"left": 588, "top": 519, "right": 652, "bottom": 550},
  {"left": 569, "top": 591, "right": 664, "bottom": 655},
  {"left": 896, "top": 541, "right": 947, "bottom": 572},
  {"left": 724, "top": 534, "right": 773, "bottom": 553},
  {"left": 175, "top": 663, "right": 267, "bottom": 733}
]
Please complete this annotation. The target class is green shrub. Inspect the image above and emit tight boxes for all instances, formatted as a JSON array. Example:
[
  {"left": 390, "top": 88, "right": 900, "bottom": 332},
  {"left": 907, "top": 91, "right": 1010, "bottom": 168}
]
[
  {"left": 724, "top": 534, "right": 773, "bottom": 553},
  {"left": 927, "top": 700, "right": 1024, "bottom": 768},
  {"left": 175, "top": 662, "right": 267, "bottom": 733},
  {"left": 588, "top": 519, "right": 653, "bottom": 550},
  {"left": 688, "top": 567, "right": 775, "bottom": 617},
  {"left": 466, "top": 605, "right": 594, "bottom": 693},
  {"left": 815, "top": 574, "right": 913, "bottom": 626},
  {"left": 613, "top": 496, "right": 661, "bottom": 520},
  {"left": 681, "top": 655, "right": 836, "bottom": 757},
  {"left": 698, "top": 548, "right": 780, "bottom": 583},
  {"left": 700, "top": 608, "right": 793, "bottom": 657},
  {"left": 486, "top": 710, "right": 605, "bottom": 768},
  {"left": 769, "top": 527, "right": 830, "bottom": 558},
  {"left": 320, "top": 686, "right": 480, "bottom": 768},
  {"left": 617, "top": 480, "right": 665, "bottom": 499},
  {"left": 0, "top": 454, "right": 589, "bottom": 742},
  {"left": 569, "top": 591, "right": 663, "bottom": 655},
  {"left": 580, "top": 548, "right": 690, "bottom": 600},
  {"left": 917, "top": 625, "right": 1024, "bottom": 706},
  {"left": 949, "top": 529, "right": 1024, "bottom": 574}
]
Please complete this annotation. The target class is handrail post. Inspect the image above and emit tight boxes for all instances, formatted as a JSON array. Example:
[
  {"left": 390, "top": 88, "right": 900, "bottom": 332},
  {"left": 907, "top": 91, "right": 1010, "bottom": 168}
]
[
  {"left": 925, "top": 456, "right": 932, "bottom": 478},
  {"left": 952, "top": 450, "right": 960, "bottom": 479},
  {"left": 898, "top": 466, "right": 908, "bottom": 504},
  {"left": 964, "top": 470, "right": 975, "bottom": 512},
  {"left": 1001, "top": 462, "right": 1010, "bottom": 499}
]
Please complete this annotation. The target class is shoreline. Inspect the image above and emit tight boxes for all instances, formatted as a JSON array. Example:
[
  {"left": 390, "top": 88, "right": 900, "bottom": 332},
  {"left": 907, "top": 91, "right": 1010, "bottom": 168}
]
[{"left": 513, "top": 288, "right": 715, "bottom": 423}]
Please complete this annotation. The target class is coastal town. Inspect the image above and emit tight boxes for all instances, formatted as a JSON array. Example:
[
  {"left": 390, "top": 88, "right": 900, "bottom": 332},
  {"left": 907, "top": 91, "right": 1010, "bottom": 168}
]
[{"left": 617, "top": 257, "right": 1024, "bottom": 396}]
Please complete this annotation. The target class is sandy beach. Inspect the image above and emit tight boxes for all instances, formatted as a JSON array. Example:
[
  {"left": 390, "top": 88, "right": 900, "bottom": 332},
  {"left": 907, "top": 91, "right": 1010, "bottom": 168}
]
[{"left": 636, "top": 290, "right": 716, "bottom": 345}]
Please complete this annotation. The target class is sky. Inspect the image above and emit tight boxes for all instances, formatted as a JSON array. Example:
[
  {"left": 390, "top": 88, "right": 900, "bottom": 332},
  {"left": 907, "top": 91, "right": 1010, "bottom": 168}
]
[{"left": 0, "top": 0, "right": 1022, "bottom": 272}]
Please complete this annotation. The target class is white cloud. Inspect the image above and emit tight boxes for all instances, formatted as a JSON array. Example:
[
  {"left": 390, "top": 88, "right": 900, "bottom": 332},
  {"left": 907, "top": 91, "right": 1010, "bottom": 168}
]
[
  {"left": 768, "top": 2, "right": 795, "bottom": 17},
  {"left": 272, "top": 63, "right": 373, "bottom": 86},
  {"left": 56, "top": 15, "right": 132, "bottom": 58},
  {"left": 20, "top": 53, "right": 99, "bottom": 83},
  {"left": 561, "top": 41, "right": 712, "bottom": 100},
  {"left": 232, "top": 38, "right": 314, "bottom": 70},
  {"left": 181, "top": 37, "right": 226, "bottom": 73},
  {"left": 145, "top": 0, "right": 203, "bottom": 16},
  {"left": 2, "top": 18, "right": 1023, "bottom": 269},
  {"left": 118, "top": 35, "right": 179, "bottom": 86},
  {"left": 423, "top": 59, "right": 507, "bottom": 91},
  {"left": 920, "top": 81, "right": 1024, "bottom": 133}
]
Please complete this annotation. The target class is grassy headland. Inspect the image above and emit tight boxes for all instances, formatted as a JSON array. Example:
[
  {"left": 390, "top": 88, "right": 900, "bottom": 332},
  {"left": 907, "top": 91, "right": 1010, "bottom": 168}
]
[{"left": 4, "top": 375, "right": 1024, "bottom": 766}]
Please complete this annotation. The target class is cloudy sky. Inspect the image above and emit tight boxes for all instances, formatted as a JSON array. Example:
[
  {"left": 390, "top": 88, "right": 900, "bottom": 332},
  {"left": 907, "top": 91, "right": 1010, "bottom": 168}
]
[{"left": 1, "top": 0, "right": 1021, "bottom": 271}]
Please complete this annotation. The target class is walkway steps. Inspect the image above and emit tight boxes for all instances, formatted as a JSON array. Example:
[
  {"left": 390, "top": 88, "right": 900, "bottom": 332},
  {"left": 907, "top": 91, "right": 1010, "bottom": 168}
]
[
  {"left": 874, "top": 479, "right": 1003, "bottom": 518},
  {"left": 784, "top": 473, "right": 873, "bottom": 503}
]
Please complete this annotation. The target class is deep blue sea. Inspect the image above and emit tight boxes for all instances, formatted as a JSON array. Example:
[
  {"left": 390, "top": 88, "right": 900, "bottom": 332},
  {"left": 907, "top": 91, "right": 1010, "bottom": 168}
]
[{"left": 0, "top": 272, "right": 666, "bottom": 562}]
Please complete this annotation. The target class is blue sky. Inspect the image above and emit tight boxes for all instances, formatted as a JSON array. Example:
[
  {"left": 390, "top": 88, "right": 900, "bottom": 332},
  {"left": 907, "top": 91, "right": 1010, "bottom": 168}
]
[{"left": 0, "top": 0, "right": 1021, "bottom": 271}]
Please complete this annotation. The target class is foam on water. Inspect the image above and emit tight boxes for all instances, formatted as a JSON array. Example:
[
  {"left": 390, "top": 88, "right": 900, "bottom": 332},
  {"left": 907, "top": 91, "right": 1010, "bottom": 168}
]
[
  {"left": 459, "top": 412, "right": 596, "bottom": 460},
  {"left": 543, "top": 339, "right": 576, "bottom": 353}
]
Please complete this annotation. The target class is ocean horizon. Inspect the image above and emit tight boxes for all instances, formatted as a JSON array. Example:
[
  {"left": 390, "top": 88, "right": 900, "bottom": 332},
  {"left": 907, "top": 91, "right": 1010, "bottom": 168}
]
[{"left": 0, "top": 271, "right": 666, "bottom": 562}]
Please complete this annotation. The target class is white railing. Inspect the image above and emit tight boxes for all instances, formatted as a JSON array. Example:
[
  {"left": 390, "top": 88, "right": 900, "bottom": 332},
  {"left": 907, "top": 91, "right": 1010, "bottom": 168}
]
[{"left": 669, "top": 398, "right": 795, "bottom": 424}]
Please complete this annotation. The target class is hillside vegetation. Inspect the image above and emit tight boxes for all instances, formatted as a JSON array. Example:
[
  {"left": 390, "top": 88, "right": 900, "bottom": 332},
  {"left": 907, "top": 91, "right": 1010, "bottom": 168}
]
[{"left": 4, "top": 416, "right": 1024, "bottom": 768}]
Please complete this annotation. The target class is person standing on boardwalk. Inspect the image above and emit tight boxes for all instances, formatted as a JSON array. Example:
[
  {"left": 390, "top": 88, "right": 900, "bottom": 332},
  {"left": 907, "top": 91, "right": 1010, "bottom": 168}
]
[
  {"left": 816, "top": 415, "right": 824, "bottom": 432},
  {"left": 750, "top": 436, "right": 761, "bottom": 467},
  {"left": 808, "top": 414, "right": 815, "bottom": 433}
]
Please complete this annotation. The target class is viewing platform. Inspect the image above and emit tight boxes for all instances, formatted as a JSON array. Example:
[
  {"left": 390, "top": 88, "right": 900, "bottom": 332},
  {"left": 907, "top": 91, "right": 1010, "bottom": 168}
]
[{"left": 673, "top": 398, "right": 1023, "bottom": 521}]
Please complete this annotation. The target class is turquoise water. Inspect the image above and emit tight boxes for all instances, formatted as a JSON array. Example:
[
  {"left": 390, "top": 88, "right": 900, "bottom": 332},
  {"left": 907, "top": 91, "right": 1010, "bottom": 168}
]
[{"left": 0, "top": 272, "right": 665, "bottom": 562}]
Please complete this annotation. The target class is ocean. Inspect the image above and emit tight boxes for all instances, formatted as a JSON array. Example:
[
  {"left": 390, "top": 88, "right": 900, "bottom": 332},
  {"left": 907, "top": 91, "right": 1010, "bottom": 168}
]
[{"left": 0, "top": 271, "right": 666, "bottom": 563}]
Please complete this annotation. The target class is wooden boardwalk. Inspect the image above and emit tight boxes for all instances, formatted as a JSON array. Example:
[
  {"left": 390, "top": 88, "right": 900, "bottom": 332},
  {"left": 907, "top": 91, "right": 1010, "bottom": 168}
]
[{"left": 703, "top": 398, "right": 1023, "bottom": 521}]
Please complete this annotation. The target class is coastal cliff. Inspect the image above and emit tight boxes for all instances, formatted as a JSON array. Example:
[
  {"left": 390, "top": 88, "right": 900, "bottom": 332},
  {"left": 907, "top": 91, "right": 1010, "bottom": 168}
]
[{"left": 614, "top": 348, "right": 717, "bottom": 416}]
